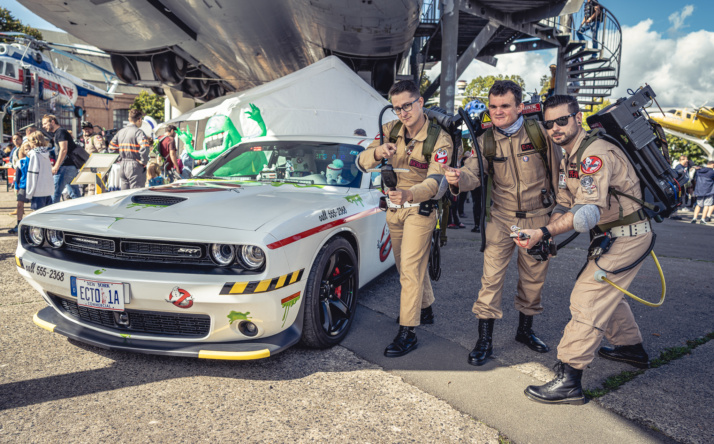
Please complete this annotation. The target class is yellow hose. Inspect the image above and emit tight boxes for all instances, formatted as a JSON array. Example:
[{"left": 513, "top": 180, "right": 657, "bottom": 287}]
[{"left": 598, "top": 251, "right": 666, "bottom": 307}]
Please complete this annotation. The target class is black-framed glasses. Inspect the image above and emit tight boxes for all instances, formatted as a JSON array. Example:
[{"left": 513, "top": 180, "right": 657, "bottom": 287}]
[
  {"left": 392, "top": 97, "right": 420, "bottom": 115},
  {"left": 544, "top": 112, "right": 578, "bottom": 130}
]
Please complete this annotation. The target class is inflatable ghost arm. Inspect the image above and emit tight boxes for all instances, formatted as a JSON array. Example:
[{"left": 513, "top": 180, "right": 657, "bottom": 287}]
[{"left": 246, "top": 103, "right": 267, "bottom": 137}]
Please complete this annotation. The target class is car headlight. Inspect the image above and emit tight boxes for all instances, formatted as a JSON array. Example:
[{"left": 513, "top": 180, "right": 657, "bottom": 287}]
[
  {"left": 210, "top": 244, "right": 235, "bottom": 267},
  {"left": 239, "top": 245, "right": 265, "bottom": 270},
  {"left": 27, "top": 226, "right": 45, "bottom": 246},
  {"left": 46, "top": 229, "right": 64, "bottom": 248}
]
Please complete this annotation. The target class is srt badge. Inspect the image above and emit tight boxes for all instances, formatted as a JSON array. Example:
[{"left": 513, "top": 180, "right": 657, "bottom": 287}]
[
  {"left": 166, "top": 286, "right": 194, "bottom": 309},
  {"left": 581, "top": 156, "right": 603, "bottom": 175}
]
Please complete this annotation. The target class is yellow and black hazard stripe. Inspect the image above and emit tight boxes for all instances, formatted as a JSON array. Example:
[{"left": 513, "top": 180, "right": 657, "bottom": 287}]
[{"left": 220, "top": 269, "right": 305, "bottom": 295}]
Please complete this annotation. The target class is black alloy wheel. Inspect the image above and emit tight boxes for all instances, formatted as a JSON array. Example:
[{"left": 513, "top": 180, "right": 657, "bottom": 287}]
[{"left": 300, "top": 238, "right": 358, "bottom": 348}]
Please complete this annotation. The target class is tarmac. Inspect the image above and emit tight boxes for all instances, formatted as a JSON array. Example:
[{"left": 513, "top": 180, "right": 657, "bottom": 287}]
[{"left": 0, "top": 183, "right": 712, "bottom": 443}]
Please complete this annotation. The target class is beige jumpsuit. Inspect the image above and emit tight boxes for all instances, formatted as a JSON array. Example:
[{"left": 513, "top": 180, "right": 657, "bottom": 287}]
[
  {"left": 358, "top": 116, "right": 453, "bottom": 326},
  {"left": 455, "top": 122, "right": 563, "bottom": 319},
  {"left": 555, "top": 132, "right": 649, "bottom": 370},
  {"left": 83, "top": 135, "right": 106, "bottom": 196}
]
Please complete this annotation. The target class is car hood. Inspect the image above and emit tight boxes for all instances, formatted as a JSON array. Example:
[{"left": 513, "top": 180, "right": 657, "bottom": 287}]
[{"left": 43, "top": 181, "right": 355, "bottom": 231}]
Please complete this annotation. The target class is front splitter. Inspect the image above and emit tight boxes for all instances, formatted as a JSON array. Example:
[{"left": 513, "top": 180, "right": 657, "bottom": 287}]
[{"left": 34, "top": 306, "right": 302, "bottom": 360}]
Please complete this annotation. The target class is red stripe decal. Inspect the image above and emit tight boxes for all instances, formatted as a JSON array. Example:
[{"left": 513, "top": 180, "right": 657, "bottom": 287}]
[
  {"left": 281, "top": 292, "right": 301, "bottom": 305},
  {"left": 267, "top": 206, "right": 380, "bottom": 250}
]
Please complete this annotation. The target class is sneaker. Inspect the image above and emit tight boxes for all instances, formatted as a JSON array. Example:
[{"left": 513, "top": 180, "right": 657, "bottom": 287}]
[
  {"left": 700, "top": 219, "right": 707, "bottom": 224},
  {"left": 471, "top": 226, "right": 481, "bottom": 233},
  {"left": 690, "top": 219, "right": 697, "bottom": 224},
  {"left": 8, "top": 224, "right": 19, "bottom": 234},
  {"left": 705, "top": 217, "right": 711, "bottom": 223},
  {"left": 458, "top": 223, "right": 466, "bottom": 229},
  {"left": 447, "top": 224, "right": 458, "bottom": 229}
]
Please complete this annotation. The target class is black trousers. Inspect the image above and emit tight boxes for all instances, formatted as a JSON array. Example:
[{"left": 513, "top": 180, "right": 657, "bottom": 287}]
[{"left": 471, "top": 186, "right": 483, "bottom": 227}]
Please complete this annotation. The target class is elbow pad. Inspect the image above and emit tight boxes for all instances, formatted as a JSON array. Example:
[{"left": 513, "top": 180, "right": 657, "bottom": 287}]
[{"left": 571, "top": 204, "right": 601, "bottom": 232}]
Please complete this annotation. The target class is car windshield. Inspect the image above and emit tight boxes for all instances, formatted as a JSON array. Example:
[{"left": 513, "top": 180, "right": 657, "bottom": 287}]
[{"left": 196, "top": 141, "right": 364, "bottom": 187}]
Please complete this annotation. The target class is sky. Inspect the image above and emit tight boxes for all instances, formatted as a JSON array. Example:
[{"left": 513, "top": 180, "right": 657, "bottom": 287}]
[{"left": 4, "top": 0, "right": 714, "bottom": 108}]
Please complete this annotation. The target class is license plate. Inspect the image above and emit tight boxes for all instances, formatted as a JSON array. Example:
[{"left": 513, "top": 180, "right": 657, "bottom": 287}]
[{"left": 71, "top": 277, "right": 125, "bottom": 311}]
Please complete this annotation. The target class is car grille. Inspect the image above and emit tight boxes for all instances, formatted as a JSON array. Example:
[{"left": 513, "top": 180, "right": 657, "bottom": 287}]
[
  {"left": 52, "top": 294, "right": 211, "bottom": 338},
  {"left": 65, "top": 233, "right": 115, "bottom": 252},
  {"left": 62, "top": 232, "right": 214, "bottom": 266},
  {"left": 131, "top": 195, "right": 186, "bottom": 206}
]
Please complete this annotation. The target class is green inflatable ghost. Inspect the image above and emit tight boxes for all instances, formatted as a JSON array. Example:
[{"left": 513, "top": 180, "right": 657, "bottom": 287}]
[{"left": 186, "top": 103, "right": 267, "bottom": 161}]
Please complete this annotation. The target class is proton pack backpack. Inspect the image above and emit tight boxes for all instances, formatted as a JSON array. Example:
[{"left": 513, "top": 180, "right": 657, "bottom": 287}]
[{"left": 586, "top": 85, "right": 687, "bottom": 223}]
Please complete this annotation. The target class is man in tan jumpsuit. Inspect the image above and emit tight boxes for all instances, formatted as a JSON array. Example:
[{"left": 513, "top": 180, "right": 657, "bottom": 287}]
[
  {"left": 80, "top": 122, "right": 106, "bottom": 196},
  {"left": 517, "top": 95, "right": 651, "bottom": 405},
  {"left": 357, "top": 80, "right": 453, "bottom": 357},
  {"left": 444, "top": 80, "right": 562, "bottom": 366}
]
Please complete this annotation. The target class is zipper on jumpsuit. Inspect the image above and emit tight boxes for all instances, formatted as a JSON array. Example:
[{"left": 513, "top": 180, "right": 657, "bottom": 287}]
[{"left": 509, "top": 136, "right": 522, "bottom": 211}]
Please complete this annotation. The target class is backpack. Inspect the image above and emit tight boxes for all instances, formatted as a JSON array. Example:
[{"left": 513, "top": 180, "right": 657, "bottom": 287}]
[
  {"left": 481, "top": 118, "right": 553, "bottom": 221},
  {"left": 586, "top": 85, "right": 688, "bottom": 223}
]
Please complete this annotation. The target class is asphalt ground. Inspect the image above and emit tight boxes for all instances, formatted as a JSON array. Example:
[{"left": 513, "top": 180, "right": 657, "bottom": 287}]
[{"left": 1, "top": 185, "right": 712, "bottom": 443}]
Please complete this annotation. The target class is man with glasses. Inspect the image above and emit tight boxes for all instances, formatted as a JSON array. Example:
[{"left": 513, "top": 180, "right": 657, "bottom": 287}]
[
  {"left": 516, "top": 95, "right": 652, "bottom": 405},
  {"left": 443, "top": 80, "right": 562, "bottom": 366},
  {"left": 357, "top": 80, "right": 453, "bottom": 357}
]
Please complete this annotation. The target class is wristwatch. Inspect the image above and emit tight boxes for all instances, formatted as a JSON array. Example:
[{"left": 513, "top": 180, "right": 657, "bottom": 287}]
[{"left": 539, "top": 227, "right": 552, "bottom": 241}]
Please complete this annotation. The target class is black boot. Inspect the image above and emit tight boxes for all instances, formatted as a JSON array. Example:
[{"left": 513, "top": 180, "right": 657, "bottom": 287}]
[
  {"left": 515, "top": 312, "right": 549, "bottom": 353},
  {"left": 468, "top": 319, "right": 494, "bottom": 366},
  {"left": 524, "top": 361, "right": 585, "bottom": 405},
  {"left": 396, "top": 305, "right": 434, "bottom": 325},
  {"left": 384, "top": 326, "right": 418, "bottom": 357},
  {"left": 598, "top": 343, "right": 649, "bottom": 368}
]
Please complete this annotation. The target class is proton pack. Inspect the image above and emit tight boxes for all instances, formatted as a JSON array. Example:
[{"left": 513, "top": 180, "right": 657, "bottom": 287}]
[{"left": 586, "top": 85, "right": 687, "bottom": 221}]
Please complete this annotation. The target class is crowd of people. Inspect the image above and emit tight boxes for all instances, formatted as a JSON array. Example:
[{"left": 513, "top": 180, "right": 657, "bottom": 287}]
[{"left": 1, "top": 110, "right": 192, "bottom": 234}]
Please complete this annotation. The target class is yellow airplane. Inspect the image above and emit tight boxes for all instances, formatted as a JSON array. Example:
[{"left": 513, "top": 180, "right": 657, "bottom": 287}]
[{"left": 649, "top": 105, "right": 714, "bottom": 159}]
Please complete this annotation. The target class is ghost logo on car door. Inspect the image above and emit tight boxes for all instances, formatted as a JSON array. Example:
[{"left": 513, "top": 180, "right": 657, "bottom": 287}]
[{"left": 166, "top": 286, "right": 194, "bottom": 309}]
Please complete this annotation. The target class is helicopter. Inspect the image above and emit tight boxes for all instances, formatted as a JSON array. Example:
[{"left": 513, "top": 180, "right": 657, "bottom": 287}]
[
  {"left": 648, "top": 103, "right": 714, "bottom": 159},
  {"left": 0, "top": 32, "right": 117, "bottom": 112}
]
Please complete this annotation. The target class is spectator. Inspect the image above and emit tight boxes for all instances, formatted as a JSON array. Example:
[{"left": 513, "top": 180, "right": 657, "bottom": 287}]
[
  {"left": 8, "top": 142, "right": 32, "bottom": 234},
  {"left": 158, "top": 125, "right": 182, "bottom": 182},
  {"left": 109, "top": 109, "right": 151, "bottom": 189},
  {"left": 7, "top": 133, "right": 24, "bottom": 216},
  {"left": 690, "top": 160, "right": 714, "bottom": 224},
  {"left": 80, "top": 122, "right": 106, "bottom": 196},
  {"left": 42, "top": 114, "right": 82, "bottom": 203},
  {"left": 146, "top": 162, "right": 164, "bottom": 186},
  {"left": 25, "top": 131, "right": 54, "bottom": 211},
  {"left": 546, "top": 64, "right": 557, "bottom": 99},
  {"left": 576, "top": 0, "right": 603, "bottom": 52}
]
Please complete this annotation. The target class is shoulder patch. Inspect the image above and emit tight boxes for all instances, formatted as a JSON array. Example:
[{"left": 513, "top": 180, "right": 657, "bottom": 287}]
[
  {"left": 434, "top": 148, "right": 449, "bottom": 164},
  {"left": 580, "top": 156, "right": 603, "bottom": 175}
]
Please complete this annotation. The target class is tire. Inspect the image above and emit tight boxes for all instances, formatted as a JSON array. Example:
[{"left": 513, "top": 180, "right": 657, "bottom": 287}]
[{"left": 300, "top": 237, "right": 359, "bottom": 349}]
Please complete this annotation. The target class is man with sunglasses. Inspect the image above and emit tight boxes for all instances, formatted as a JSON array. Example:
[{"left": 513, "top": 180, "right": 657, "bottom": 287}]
[
  {"left": 443, "top": 80, "right": 562, "bottom": 366},
  {"left": 357, "top": 80, "right": 453, "bottom": 358},
  {"left": 516, "top": 95, "right": 652, "bottom": 405}
]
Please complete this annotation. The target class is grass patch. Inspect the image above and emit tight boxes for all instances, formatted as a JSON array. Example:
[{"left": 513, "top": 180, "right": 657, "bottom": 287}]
[
  {"left": 585, "top": 332, "right": 714, "bottom": 399},
  {"left": 498, "top": 435, "right": 511, "bottom": 444}
]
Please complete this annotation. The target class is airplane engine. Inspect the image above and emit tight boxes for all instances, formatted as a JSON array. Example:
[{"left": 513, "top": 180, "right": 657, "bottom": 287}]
[
  {"left": 110, "top": 54, "right": 139, "bottom": 84},
  {"left": 181, "top": 69, "right": 209, "bottom": 98},
  {"left": 151, "top": 52, "right": 187, "bottom": 86}
]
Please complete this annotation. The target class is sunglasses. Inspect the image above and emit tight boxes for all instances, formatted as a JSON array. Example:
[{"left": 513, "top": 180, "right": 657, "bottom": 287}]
[{"left": 544, "top": 112, "right": 578, "bottom": 130}]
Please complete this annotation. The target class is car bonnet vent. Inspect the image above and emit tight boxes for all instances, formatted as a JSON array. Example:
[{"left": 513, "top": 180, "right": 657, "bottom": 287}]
[{"left": 131, "top": 195, "right": 187, "bottom": 206}]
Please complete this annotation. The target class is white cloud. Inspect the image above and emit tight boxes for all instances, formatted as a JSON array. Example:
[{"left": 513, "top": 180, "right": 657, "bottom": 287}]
[
  {"left": 613, "top": 19, "right": 714, "bottom": 108},
  {"left": 668, "top": 5, "right": 694, "bottom": 33},
  {"left": 427, "top": 18, "right": 714, "bottom": 109}
]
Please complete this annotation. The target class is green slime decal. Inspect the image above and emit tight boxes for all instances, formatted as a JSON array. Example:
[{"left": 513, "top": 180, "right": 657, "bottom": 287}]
[
  {"left": 281, "top": 295, "right": 301, "bottom": 327},
  {"left": 108, "top": 217, "right": 123, "bottom": 229},
  {"left": 186, "top": 104, "right": 267, "bottom": 162},
  {"left": 227, "top": 311, "right": 251, "bottom": 324},
  {"left": 345, "top": 194, "right": 364, "bottom": 206},
  {"left": 94, "top": 268, "right": 106, "bottom": 275},
  {"left": 126, "top": 203, "right": 168, "bottom": 211},
  {"left": 270, "top": 182, "right": 325, "bottom": 189}
]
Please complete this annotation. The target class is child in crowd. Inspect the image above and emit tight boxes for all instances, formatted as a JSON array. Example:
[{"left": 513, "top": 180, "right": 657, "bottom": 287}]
[
  {"left": 146, "top": 162, "right": 164, "bottom": 187},
  {"left": 26, "top": 131, "right": 55, "bottom": 211},
  {"left": 8, "top": 142, "right": 32, "bottom": 234}
]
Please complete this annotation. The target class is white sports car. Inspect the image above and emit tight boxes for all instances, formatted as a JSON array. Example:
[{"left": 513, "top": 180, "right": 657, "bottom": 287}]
[{"left": 17, "top": 135, "right": 395, "bottom": 360}]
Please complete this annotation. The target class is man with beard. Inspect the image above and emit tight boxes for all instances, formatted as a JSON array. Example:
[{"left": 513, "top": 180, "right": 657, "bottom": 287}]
[{"left": 516, "top": 95, "right": 652, "bottom": 405}]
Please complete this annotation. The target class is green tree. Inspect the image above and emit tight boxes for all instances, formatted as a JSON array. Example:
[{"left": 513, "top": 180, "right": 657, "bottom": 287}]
[
  {"left": 420, "top": 74, "right": 431, "bottom": 96},
  {"left": 131, "top": 91, "right": 165, "bottom": 122},
  {"left": 665, "top": 134, "right": 708, "bottom": 165},
  {"left": 581, "top": 100, "right": 611, "bottom": 131},
  {"left": 461, "top": 74, "right": 526, "bottom": 108},
  {"left": 0, "top": 8, "right": 43, "bottom": 40},
  {"left": 539, "top": 74, "right": 550, "bottom": 96}
]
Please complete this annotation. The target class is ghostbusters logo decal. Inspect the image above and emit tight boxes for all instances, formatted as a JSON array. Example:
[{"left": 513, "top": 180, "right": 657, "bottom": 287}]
[
  {"left": 434, "top": 148, "right": 449, "bottom": 164},
  {"left": 581, "top": 156, "right": 603, "bottom": 175},
  {"left": 378, "top": 223, "right": 392, "bottom": 262},
  {"left": 166, "top": 286, "right": 194, "bottom": 309}
]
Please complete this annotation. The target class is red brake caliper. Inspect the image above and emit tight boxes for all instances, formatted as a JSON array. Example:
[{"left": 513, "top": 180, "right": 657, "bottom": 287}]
[{"left": 333, "top": 267, "right": 342, "bottom": 299}]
